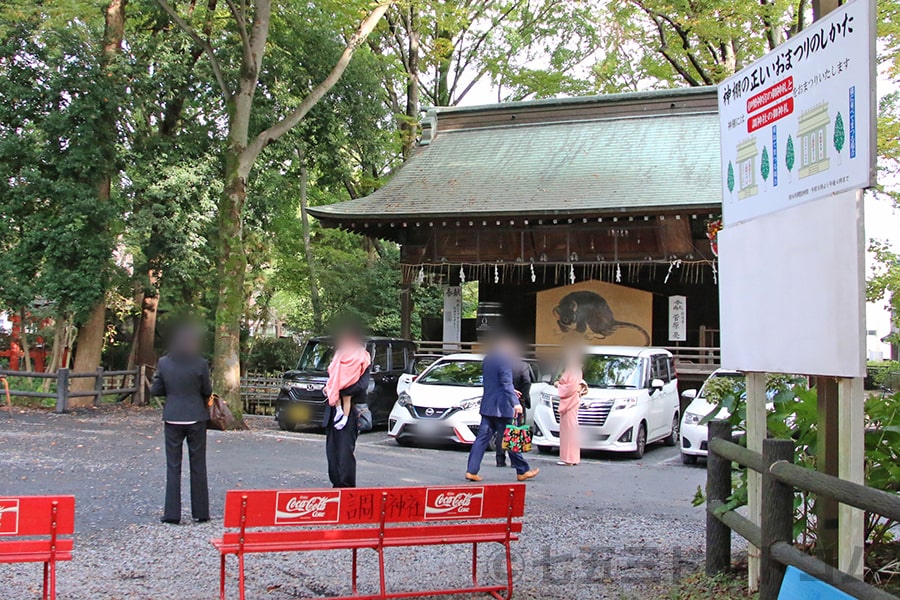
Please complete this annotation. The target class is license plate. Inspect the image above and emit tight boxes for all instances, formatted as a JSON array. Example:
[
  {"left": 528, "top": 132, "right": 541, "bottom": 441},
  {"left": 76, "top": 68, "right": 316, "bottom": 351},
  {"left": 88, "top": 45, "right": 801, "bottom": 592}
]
[{"left": 289, "top": 404, "right": 310, "bottom": 421}]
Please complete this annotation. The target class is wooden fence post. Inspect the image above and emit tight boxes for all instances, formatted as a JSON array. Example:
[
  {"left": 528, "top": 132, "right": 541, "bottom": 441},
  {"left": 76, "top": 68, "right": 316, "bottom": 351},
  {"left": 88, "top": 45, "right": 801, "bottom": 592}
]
[
  {"left": 55, "top": 368, "right": 69, "bottom": 413},
  {"left": 94, "top": 367, "right": 104, "bottom": 407},
  {"left": 706, "top": 419, "right": 733, "bottom": 575},
  {"left": 760, "top": 438, "right": 795, "bottom": 600},
  {"left": 135, "top": 365, "right": 146, "bottom": 405}
]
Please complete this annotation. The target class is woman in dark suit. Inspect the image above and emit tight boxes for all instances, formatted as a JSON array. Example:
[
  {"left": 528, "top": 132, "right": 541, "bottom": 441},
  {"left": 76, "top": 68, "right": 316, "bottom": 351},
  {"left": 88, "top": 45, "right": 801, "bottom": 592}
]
[{"left": 150, "top": 325, "right": 212, "bottom": 524}]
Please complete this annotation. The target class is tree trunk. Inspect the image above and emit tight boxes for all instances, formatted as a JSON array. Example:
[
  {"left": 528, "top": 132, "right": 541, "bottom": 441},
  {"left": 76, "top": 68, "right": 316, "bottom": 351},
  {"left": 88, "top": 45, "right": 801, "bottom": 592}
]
[
  {"left": 297, "top": 147, "right": 323, "bottom": 332},
  {"left": 212, "top": 149, "right": 248, "bottom": 422},
  {"left": 19, "top": 308, "right": 32, "bottom": 373},
  {"left": 70, "top": 302, "right": 107, "bottom": 407},
  {"left": 401, "top": 5, "right": 420, "bottom": 159},
  {"left": 70, "top": 0, "right": 126, "bottom": 403},
  {"left": 132, "top": 289, "right": 159, "bottom": 367}
]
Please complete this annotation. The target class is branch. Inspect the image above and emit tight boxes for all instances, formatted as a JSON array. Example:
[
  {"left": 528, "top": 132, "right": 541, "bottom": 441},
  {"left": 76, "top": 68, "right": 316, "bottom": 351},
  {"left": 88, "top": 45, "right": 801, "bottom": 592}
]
[
  {"left": 223, "top": 0, "right": 252, "bottom": 59},
  {"left": 155, "top": 0, "right": 231, "bottom": 100},
  {"left": 243, "top": 2, "right": 392, "bottom": 165}
]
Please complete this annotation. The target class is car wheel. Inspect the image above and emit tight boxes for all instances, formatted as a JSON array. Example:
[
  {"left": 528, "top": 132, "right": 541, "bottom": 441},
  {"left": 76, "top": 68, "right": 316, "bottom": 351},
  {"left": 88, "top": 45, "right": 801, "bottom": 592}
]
[
  {"left": 681, "top": 453, "right": 698, "bottom": 465},
  {"left": 277, "top": 417, "right": 294, "bottom": 432},
  {"left": 629, "top": 422, "right": 647, "bottom": 459},
  {"left": 395, "top": 437, "right": 414, "bottom": 447},
  {"left": 537, "top": 445, "right": 554, "bottom": 455},
  {"left": 663, "top": 414, "right": 680, "bottom": 447}
]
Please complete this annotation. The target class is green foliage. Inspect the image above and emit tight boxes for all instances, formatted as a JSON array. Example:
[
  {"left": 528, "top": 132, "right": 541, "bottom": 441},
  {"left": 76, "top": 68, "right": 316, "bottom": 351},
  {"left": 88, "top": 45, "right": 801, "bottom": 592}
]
[
  {"left": 703, "top": 375, "right": 900, "bottom": 556},
  {"left": 760, "top": 145, "right": 770, "bottom": 182},
  {"left": 867, "top": 241, "right": 900, "bottom": 347},
  {"left": 785, "top": 136, "right": 795, "bottom": 172},
  {"left": 245, "top": 337, "right": 301, "bottom": 375},
  {"left": 0, "top": 11, "right": 123, "bottom": 324},
  {"left": 834, "top": 111, "right": 846, "bottom": 153},
  {"left": 726, "top": 162, "right": 735, "bottom": 192}
]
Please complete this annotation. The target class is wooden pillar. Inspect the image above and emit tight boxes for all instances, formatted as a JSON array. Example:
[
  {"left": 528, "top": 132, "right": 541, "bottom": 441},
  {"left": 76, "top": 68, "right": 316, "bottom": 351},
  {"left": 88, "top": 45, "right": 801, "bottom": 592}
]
[
  {"left": 816, "top": 376, "right": 840, "bottom": 567},
  {"left": 706, "top": 420, "right": 732, "bottom": 576},
  {"left": 400, "top": 282, "right": 413, "bottom": 340},
  {"left": 838, "top": 377, "right": 865, "bottom": 578},
  {"left": 745, "top": 372, "right": 767, "bottom": 590},
  {"left": 759, "top": 439, "right": 795, "bottom": 600}
]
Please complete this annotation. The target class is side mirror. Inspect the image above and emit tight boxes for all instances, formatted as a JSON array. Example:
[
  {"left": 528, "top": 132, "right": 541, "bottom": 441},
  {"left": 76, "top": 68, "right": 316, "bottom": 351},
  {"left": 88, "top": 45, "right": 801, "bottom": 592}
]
[
  {"left": 541, "top": 373, "right": 552, "bottom": 384},
  {"left": 650, "top": 378, "right": 665, "bottom": 391},
  {"left": 681, "top": 389, "right": 698, "bottom": 400}
]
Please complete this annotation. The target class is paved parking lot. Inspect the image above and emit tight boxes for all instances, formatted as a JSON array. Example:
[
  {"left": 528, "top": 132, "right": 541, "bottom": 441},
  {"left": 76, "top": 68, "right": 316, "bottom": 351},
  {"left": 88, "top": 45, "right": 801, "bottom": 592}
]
[{"left": 0, "top": 407, "right": 713, "bottom": 599}]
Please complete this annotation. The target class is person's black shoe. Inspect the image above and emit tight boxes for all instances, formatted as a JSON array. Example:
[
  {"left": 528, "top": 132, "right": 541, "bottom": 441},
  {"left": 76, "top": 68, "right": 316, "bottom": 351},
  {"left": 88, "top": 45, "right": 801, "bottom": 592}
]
[
  {"left": 159, "top": 518, "right": 180, "bottom": 525},
  {"left": 496, "top": 459, "right": 507, "bottom": 467},
  {"left": 192, "top": 518, "right": 210, "bottom": 524}
]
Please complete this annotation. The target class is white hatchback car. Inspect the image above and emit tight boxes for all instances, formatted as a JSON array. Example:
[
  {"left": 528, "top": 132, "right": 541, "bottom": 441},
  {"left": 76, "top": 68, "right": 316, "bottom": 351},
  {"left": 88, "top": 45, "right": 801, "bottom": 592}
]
[
  {"left": 387, "top": 353, "right": 540, "bottom": 446},
  {"left": 531, "top": 347, "right": 681, "bottom": 459},
  {"left": 679, "top": 369, "right": 743, "bottom": 464}
]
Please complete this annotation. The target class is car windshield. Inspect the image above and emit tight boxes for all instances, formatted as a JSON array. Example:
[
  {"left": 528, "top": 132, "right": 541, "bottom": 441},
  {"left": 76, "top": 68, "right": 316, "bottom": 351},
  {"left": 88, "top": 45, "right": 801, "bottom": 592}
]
[
  {"left": 295, "top": 340, "right": 335, "bottom": 373},
  {"left": 581, "top": 355, "right": 644, "bottom": 389},
  {"left": 417, "top": 360, "right": 483, "bottom": 387}
]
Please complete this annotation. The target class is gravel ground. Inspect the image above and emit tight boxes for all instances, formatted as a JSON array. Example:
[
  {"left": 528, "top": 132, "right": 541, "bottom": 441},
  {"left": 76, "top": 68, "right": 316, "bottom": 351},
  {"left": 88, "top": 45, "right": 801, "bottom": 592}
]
[{"left": 0, "top": 406, "right": 741, "bottom": 599}]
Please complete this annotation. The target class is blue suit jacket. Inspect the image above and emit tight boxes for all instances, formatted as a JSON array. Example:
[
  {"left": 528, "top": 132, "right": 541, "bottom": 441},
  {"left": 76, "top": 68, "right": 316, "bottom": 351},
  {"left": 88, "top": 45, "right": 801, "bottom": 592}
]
[{"left": 480, "top": 353, "right": 521, "bottom": 419}]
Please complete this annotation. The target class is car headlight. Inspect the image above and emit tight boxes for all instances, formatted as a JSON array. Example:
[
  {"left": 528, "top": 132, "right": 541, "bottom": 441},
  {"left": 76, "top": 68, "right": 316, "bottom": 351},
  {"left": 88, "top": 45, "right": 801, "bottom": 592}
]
[
  {"left": 683, "top": 412, "right": 703, "bottom": 425},
  {"left": 397, "top": 392, "right": 412, "bottom": 407},
  {"left": 456, "top": 396, "right": 481, "bottom": 411},
  {"left": 540, "top": 392, "right": 556, "bottom": 407},
  {"left": 613, "top": 397, "right": 638, "bottom": 410}
]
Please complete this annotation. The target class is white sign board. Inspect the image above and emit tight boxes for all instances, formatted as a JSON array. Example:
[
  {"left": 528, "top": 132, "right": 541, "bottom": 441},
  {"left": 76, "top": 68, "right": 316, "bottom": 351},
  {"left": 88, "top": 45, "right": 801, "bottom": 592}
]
[
  {"left": 442, "top": 286, "right": 461, "bottom": 346},
  {"left": 668, "top": 295, "right": 687, "bottom": 342},
  {"left": 718, "top": 0, "right": 876, "bottom": 226},
  {"left": 719, "top": 192, "right": 865, "bottom": 378}
]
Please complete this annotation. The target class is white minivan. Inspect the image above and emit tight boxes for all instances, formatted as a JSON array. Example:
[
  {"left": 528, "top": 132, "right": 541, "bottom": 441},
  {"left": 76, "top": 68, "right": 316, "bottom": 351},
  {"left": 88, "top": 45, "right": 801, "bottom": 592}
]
[{"left": 531, "top": 346, "right": 680, "bottom": 459}]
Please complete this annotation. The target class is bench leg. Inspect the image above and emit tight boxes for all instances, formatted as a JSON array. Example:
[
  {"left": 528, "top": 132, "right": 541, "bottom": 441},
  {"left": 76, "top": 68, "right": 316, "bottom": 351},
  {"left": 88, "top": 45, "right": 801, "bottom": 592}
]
[
  {"left": 377, "top": 546, "right": 387, "bottom": 600},
  {"left": 219, "top": 554, "right": 226, "bottom": 600},
  {"left": 351, "top": 548, "right": 358, "bottom": 595},
  {"left": 48, "top": 559, "right": 56, "bottom": 600},
  {"left": 472, "top": 543, "right": 478, "bottom": 586},
  {"left": 238, "top": 552, "right": 246, "bottom": 600},
  {"left": 42, "top": 562, "right": 49, "bottom": 600},
  {"left": 504, "top": 539, "right": 513, "bottom": 600}
]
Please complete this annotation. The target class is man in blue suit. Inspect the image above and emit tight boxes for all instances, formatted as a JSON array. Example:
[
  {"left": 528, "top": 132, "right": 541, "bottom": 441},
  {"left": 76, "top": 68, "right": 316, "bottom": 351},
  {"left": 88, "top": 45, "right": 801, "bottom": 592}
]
[{"left": 466, "top": 336, "right": 540, "bottom": 482}]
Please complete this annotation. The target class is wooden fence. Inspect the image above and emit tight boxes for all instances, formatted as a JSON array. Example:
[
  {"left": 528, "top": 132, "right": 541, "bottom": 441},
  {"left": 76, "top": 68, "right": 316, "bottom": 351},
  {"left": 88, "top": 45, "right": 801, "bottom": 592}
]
[
  {"left": 241, "top": 375, "right": 282, "bottom": 416},
  {"left": 705, "top": 420, "right": 900, "bottom": 600},
  {"left": 0, "top": 367, "right": 146, "bottom": 413}
]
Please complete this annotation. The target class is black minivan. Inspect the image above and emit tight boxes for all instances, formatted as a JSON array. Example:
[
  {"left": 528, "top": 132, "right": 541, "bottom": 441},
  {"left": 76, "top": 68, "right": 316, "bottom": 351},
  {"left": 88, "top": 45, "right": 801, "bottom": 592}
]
[{"left": 274, "top": 336, "right": 417, "bottom": 431}]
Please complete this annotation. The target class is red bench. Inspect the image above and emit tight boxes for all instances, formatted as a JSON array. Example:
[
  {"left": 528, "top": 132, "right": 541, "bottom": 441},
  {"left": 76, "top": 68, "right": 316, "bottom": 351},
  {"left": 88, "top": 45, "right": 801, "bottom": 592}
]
[
  {"left": 0, "top": 495, "right": 75, "bottom": 600},
  {"left": 212, "top": 484, "right": 526, "bottom": 600}
]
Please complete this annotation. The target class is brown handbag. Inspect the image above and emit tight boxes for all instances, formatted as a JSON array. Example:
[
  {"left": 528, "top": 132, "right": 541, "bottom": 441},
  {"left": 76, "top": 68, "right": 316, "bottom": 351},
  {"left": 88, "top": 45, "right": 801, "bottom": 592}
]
[{"left": 207, "top": 394, "right": 235, "bottom": 431}]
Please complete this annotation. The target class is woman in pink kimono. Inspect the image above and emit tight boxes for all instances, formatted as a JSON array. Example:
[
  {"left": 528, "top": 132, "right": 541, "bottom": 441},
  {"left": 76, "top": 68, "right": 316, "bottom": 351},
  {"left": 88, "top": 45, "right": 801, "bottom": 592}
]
[{"left": 555, "top": 346, "right": 586, "bottom": 466}]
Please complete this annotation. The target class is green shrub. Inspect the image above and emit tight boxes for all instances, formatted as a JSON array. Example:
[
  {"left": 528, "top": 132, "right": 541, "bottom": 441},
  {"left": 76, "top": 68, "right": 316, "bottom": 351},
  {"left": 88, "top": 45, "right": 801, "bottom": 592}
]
[{"left": 245, "top": 337, "right": 300, "bottom": 375}]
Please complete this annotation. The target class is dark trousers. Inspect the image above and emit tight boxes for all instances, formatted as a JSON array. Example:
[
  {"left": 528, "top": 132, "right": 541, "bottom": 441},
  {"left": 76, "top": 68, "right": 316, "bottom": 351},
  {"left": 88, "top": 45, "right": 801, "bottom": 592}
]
[
  {"left": 325, "top": 407, "right": 358, "bottom": 488},
  {"left": 468, "top": 416, "right": 530, "bottom": 476},
  {"left": 164, "top": 422, "right": 209, "bottom": 521}
]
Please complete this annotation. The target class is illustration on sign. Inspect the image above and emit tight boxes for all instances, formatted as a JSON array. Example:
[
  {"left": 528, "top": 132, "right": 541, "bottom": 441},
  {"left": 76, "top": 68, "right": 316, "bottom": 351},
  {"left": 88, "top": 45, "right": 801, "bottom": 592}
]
[
  {"left": 718, "top": 0, "right": 875, "bottom": 225},
  {"left": 424, "top": 487, "right": 484, "bottom": 520},
  {"left": 0, "top": 499, "right": 20, "bottom": 535},
  {"left": 274, "top": 491, "right": 341, "bottom": 524}
]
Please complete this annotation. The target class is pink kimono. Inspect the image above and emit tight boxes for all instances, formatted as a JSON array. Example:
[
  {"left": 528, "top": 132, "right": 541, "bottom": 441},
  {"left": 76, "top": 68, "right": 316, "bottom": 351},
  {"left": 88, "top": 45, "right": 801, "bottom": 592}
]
[{"left": 556, "top": 367, "right": 584, "bottom": 465}]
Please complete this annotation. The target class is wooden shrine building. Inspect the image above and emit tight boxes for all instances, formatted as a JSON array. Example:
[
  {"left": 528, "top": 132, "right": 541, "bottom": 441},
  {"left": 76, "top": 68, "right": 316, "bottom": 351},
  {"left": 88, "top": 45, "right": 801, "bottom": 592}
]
[{"left": 309, "top": 87, "right": 724, "bottom": 367}]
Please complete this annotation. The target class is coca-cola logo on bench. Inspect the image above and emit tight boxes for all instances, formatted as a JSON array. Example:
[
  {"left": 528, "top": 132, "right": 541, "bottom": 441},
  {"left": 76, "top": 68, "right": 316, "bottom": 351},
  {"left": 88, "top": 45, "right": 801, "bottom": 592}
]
[
  {"left": 274, "top": 491, "right": 341, "bottom": 524},
  {"left": 0, "top": 499, "right": 20, "bottom": 535},
  {"left": 424, "top": 487, "right": 484, "bottom": 520}
]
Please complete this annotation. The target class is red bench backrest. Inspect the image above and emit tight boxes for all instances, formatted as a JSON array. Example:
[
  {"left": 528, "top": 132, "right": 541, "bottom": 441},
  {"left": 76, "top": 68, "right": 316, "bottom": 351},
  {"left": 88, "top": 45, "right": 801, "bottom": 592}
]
[
  {"left": 0, "top": 496, "right": 75, "bottom": 538},
  {"left": 223, "top": 485, "right": 525, "bottom": 529}
]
